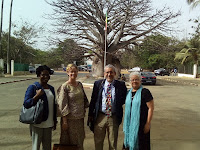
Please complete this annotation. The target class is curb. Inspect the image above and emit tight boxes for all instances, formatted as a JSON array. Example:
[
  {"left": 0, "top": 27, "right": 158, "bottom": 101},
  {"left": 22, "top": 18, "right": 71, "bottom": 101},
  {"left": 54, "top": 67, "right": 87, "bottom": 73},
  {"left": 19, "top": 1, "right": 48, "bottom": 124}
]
[
  {"left": 160, "top": 78, "right": 199, "bottom": 86},
  {"left": 0, "top": 77, "right": 37, "bottom": 85}
]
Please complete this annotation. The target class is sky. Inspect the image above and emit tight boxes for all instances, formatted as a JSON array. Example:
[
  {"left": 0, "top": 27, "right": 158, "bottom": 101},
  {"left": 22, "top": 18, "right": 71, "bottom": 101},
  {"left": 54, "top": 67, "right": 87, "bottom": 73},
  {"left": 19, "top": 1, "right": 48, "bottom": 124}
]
[{"left": 1, "top": 0, "right": 200, "bottom": 50}]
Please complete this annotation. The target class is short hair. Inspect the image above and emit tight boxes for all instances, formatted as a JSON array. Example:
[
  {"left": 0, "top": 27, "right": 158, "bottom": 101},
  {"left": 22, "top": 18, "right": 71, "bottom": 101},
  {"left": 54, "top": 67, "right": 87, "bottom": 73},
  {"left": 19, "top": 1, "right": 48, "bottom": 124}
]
[
  {"left": 66, "top": 64, "right": 78, "bottom": 71},
  {"left": 129, "top": 71, "right": 142, "bottom": 81},
  {"left": 36, "top": 65, "right": 51, "bottom": 77},
  {"left": 104, "top": 64, "right": 116, "bottom": 73}
]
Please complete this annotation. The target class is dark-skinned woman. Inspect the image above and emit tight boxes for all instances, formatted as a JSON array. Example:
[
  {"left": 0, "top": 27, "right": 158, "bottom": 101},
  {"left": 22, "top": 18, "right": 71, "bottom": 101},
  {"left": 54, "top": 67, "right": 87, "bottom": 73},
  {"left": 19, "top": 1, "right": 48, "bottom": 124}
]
[{"left": 23, "top": 65, "right": 57, "bottom": 150}]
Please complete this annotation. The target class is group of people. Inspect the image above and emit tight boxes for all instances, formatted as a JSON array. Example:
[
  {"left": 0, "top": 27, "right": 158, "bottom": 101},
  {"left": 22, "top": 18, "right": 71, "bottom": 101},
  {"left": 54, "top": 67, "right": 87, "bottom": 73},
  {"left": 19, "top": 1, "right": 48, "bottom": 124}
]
[{"left": 23, "top": 64, "right": 154, "bottom": 150}]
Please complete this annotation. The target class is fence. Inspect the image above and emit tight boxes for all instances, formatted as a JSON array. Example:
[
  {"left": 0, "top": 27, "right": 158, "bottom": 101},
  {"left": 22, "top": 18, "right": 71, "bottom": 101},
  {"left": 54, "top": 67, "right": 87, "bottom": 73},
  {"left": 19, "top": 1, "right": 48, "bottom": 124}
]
[
  {"left": 178, "top": 64, "right": 200, "bottom": 74},
  {"left": 14, "top": 63, "right": 29, "bottom": 71}
]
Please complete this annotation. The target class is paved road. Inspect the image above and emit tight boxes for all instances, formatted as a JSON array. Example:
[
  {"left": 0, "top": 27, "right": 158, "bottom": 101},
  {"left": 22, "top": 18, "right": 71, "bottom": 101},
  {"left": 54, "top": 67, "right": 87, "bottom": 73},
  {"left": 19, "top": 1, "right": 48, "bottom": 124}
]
[{"left": 0, "top": 73, "right": 199, "bottom": 150}]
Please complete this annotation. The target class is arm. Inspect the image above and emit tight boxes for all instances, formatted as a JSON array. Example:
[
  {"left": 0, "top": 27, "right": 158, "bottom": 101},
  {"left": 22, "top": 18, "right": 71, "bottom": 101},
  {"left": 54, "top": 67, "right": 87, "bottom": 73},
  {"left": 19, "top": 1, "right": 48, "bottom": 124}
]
[
  {"left": 121, "top": 82, "right": 127, "bottom": 105},
  {"left": 57, "top": 84, "right": 70, "bottom": 117},
  {"left": 57, "top": 84, "right": 70, "bottom": 130},
  {"left": 88, "top": 81, "right": 98, "bottom": 117},
  {"left": 144, "top": 100, "right": 154, "bottom": 133},
  {"left": 23, "top": 85, "right": 44, "bottom": 108},
  {"left": 79, "top": 82, "right": 89, "bottom": 108}
]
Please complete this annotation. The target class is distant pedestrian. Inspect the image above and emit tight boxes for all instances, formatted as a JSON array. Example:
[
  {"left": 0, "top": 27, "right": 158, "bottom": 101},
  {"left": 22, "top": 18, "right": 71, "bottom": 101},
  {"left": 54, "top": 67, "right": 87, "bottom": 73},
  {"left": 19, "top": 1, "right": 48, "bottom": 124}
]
[
  {"left": 123, "top": 72, "right": 154, "bottom": 150},
  {"left": 88, "top": 64, "right": 127, "bottom": 150},
  {"left": 121, "top": 74, "right": 126, "bottom": 81},
  {"left": 57, "top": 64, "right": 89, "bottom": 150},
  {"left": 174, "top": 68, "right": 177, "bottom": 76},
  {"left": 23, "top": 65, "right": 57, "bottom": 150}
]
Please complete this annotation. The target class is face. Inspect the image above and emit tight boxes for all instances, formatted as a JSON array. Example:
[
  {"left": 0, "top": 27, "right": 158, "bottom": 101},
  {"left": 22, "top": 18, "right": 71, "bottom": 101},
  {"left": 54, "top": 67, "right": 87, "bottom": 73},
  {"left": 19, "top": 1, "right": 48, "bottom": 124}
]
[
  {"left": 104, "top": 67, "right": 116, "bottom": 82},
  {"left": 40, "top": 70, "right": 50, "bottom": 84},
  {"left": 67, "top": 67, "right": 78, "bottom": 80},
  {"left": 130, "top": 75, "right": 141, "bottom": 90}
]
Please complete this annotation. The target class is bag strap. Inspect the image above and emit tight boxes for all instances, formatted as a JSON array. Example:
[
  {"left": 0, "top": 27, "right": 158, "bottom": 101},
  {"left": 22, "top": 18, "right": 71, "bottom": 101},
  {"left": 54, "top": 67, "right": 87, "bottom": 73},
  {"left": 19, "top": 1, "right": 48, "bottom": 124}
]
[{"left": 33, "top": 84, "right": 38, "bottom": 90}]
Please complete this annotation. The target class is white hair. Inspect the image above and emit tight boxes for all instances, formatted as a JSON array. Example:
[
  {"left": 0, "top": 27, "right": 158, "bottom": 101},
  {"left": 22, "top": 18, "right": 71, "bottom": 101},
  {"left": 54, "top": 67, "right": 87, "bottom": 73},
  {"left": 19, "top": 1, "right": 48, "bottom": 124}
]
[
  {"left": 129, "top": 71, "right": 142, "bottom": 80},
  {"left": 104, "top": 64, "right": 116, "bottom": 73}
]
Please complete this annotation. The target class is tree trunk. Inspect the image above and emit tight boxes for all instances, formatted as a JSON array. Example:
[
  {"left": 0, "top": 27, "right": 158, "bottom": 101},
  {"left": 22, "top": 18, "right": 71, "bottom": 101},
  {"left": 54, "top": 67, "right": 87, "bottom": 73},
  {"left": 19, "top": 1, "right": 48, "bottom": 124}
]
[
  {"left": 92, "top": 54, "right": 121, "bottom": 79},
  {"left": 92, "top": 56, "right": 104, "bottom": 77}
]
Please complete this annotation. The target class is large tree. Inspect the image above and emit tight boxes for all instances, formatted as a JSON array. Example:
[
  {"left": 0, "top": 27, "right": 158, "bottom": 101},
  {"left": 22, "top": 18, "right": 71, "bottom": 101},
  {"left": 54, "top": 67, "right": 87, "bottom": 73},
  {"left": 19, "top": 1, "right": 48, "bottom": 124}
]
[{"left": 47, "top": 0, "right": 179, "bottom": 76}]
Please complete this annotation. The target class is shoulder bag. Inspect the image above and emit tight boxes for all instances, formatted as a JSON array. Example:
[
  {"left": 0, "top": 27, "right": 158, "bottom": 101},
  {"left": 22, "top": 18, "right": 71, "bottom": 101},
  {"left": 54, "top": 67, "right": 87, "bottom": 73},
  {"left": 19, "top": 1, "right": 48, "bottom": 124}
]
[{"left": 19, "top": 84, "right": 44, "bottom": 124}]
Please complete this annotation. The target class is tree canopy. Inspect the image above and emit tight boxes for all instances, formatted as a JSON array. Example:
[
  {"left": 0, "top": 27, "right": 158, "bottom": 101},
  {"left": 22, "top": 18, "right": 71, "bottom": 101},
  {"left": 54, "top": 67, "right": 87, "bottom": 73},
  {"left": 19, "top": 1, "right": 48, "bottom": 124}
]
[{"left": 47, "top": 0, "right": 180, "bottom": 76}]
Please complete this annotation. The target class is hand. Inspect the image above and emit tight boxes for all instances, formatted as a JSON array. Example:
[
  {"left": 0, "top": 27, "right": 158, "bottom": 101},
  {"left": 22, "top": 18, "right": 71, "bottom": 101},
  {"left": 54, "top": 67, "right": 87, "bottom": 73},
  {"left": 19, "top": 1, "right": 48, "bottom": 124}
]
[
  {"left": 144, "top": 123, "right": 150, "bottom": 134},
  {"left": 62, "top": 122, "right": 68, "bottom": 130},
  {"left": 36, "top": 89, "right": 44, "bottom": 97},
  {"left": 88, "top": 116, "right": 93, "bottom": 122},
  {"left": 33, "top": 89, "right": 44, "bottom": 102},
  {"left": 52, "top": 121, "right": 57, "bottom": 131}
]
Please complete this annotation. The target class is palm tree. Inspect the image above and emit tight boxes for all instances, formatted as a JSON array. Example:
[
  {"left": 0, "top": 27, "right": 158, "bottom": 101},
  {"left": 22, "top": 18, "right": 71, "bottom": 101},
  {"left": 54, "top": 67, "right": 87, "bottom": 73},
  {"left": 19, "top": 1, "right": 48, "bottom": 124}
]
[
  {"left": 187, "top": 0, "right": 200, "bottom": 8},
  {"left": 175, "top": 39, "right": 200, "bottom": 78}
]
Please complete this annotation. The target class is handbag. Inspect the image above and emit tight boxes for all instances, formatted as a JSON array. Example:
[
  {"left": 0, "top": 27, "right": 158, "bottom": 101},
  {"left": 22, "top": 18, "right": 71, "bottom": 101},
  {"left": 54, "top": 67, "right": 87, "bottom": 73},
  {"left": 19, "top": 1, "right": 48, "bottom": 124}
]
[
  {"left": 53, "top": 144, "right": 78, "bottom": 150},
  {"left": 19, "top": 84, "right": 44, "bottom": 124}
]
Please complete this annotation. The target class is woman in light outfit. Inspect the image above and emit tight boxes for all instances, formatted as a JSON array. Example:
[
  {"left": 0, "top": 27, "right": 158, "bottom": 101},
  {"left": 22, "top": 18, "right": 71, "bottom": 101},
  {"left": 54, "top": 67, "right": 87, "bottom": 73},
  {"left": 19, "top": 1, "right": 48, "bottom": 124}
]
[
  {"left": 23, "top": 65, "right": 57, "bottom": 150},
  {"left": 57, "top": 64, "right": 89, "bottom": 150},
  {"left": 123, "top": 72, "right": 154, "bottom": 150}
]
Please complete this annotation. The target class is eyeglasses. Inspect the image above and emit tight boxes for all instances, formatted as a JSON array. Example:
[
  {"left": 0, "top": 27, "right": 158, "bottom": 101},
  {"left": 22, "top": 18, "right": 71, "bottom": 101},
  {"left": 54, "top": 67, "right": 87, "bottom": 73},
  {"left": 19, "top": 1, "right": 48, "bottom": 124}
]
[{"left": 130, "top": 79, "right": 140, "bottom": 82}]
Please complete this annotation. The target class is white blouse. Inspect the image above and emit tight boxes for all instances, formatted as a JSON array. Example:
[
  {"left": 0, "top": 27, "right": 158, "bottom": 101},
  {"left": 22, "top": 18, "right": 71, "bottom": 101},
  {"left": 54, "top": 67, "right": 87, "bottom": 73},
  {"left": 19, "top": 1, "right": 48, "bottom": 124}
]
[{"left": 34, "top": 89, "right": 54, "bottom": 128}]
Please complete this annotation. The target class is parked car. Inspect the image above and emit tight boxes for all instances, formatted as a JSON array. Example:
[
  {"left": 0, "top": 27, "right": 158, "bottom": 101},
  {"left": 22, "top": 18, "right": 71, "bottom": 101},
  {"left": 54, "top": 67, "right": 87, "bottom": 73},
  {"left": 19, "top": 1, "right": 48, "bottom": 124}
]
[
  {"left": 154, "top": 68, "right": 170, "bottom": 76},
  {"left": 78, "top": 65, "right": 88, "bottom": 71},
  {"left": 128, "top": 67, "right": 142, "bottom": 72},
  {"left": 141, "top": 72, "right": 156, "bottom": 85},
  {"left": 29, "top": 66, "right": 35, "bottom": 73}
]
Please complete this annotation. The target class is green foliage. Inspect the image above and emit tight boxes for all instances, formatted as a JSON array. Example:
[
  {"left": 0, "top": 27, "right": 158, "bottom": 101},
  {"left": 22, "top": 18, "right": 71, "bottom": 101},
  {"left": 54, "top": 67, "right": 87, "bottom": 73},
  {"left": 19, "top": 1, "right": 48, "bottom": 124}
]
[
  {"left": 175, "top": 39, "right": 200, "bottom": 65},
  {"left": 120, "top": 51, "right": 136, "bottom": 68},
  {"left": 120, "top": 34, "right": 181, "bottom": 70}
]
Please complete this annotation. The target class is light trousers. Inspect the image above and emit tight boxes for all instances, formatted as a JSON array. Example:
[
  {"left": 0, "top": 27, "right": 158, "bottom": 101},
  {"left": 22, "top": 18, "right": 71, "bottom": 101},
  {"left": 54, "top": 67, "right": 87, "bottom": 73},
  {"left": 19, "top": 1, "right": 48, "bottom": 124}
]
[
  {"left": 94, "top": 113, "right": 119, "bottom": 150},
  {"left": 31, "top": 125, "right": 52, "bottom": 150}
]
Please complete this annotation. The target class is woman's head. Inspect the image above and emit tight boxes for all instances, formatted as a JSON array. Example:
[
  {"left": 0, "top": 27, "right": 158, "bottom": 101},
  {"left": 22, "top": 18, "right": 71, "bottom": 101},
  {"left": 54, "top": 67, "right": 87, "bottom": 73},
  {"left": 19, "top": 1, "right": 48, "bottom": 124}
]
[
  {"left": 66, "top": 64, "right": 78, "bottom": 80},
  {"left": 129, "top": 72, "right": 141, "bottom": 90},
  {"left": 36, "top": 65, "right": 51, "bottom": 83}
]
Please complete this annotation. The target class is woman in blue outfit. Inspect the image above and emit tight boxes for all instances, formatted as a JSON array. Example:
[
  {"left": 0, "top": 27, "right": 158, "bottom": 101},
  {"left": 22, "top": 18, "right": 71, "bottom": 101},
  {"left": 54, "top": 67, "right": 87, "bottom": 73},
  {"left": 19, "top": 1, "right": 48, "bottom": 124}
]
[
  {"left": 23, "top": 65, "right": 57, "bottom": 150},
  {"left": 123, "top": 72, "right": 154, "bottom": 150}
]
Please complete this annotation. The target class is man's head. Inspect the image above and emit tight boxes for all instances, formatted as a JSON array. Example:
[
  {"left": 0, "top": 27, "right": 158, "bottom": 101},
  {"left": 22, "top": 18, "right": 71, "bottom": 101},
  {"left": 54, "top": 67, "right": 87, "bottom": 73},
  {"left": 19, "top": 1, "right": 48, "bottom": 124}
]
[{"left": 104, "top": 64, "right": 116, "bottom": 82}]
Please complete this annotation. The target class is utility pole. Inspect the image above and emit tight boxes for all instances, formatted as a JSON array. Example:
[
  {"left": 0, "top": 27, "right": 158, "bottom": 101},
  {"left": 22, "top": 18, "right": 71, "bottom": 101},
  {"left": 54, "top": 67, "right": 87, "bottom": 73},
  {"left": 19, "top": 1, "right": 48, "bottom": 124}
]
[
  {"left": 0, "top": 0, "right": 4, "bottom": 58},
  {"left": 104, "top": 12, "right": 107, "bottom": 69},
  {"left": 7, "top": 0, "right": 14, "bottom": 74}
]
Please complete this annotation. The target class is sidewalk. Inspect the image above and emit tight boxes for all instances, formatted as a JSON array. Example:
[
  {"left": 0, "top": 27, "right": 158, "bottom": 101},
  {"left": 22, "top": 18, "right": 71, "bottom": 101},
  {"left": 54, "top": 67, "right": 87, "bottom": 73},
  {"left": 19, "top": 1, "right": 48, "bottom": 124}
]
[
  {"left": 0, "top": 74, "right": 37, "bottom": 85},
  {"left": 156, "top": 75, "right": 200, "bottom": 86}
]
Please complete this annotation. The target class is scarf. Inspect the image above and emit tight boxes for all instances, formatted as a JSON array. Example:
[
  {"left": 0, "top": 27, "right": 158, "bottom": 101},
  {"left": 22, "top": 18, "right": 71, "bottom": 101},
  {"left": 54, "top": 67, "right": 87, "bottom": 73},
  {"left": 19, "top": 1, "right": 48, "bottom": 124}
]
[{"left": 123, "top": 85, "right": 143, "bottom": 150}]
